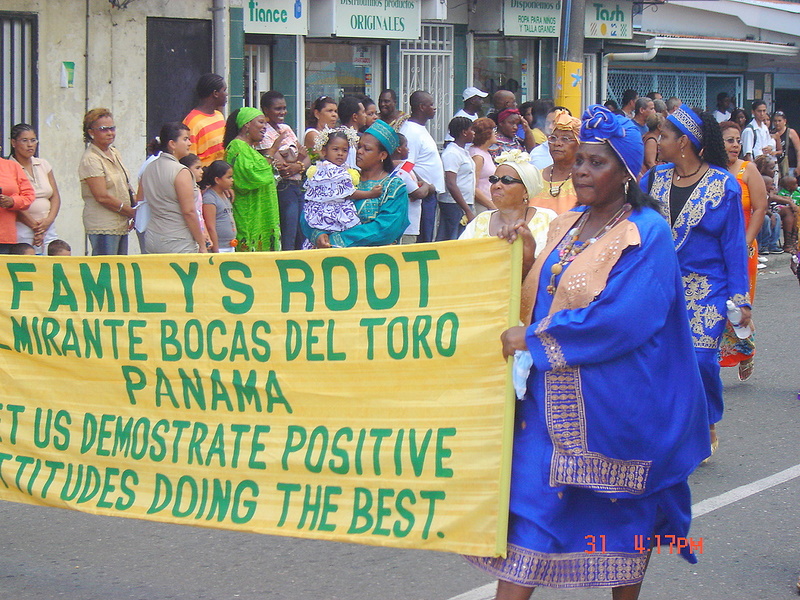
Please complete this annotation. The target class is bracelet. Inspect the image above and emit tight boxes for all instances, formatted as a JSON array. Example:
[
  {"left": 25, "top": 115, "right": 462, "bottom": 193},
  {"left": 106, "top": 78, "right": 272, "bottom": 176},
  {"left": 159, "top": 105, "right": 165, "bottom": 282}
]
[{"left": 117, "top": 202, "right": 124, "bottom": 213}]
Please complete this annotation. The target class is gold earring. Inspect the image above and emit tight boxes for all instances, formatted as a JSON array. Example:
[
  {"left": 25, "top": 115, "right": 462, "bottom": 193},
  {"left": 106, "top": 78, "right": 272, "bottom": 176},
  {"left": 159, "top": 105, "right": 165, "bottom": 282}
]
[
  {"left": 681, "top": 147, "right": 685, "bottom": 159},
  {"left": 624, "top": 179, "right": 630, "bottom": 195}
]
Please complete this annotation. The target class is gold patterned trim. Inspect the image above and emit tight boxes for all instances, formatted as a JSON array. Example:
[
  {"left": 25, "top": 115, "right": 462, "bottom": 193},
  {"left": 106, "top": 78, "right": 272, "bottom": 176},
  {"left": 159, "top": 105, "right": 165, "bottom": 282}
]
[
  {"left": 669, "top": 107, "right": 704, "bottom": 146},
  {"left": 730, "top": 293, "right": 751, "bottom": 307},
  {"left": 650, "top": 168, "right": 730, "bottom": 253},
  {"left": 682, "top": 272, "right": 726, "bottom": 349},
  {"left": 464, "top": 543, "right": 649, "bottom": 588},
  {"left": 544, "top": 369, "right": 651, "bottom": 494},
  {"left": 535, "top": 315, "right": 567, "bottom": 371}
]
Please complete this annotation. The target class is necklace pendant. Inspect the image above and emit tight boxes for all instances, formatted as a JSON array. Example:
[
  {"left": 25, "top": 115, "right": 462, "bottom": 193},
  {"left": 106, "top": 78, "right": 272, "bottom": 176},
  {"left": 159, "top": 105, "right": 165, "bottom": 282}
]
[
  {"left": 546, "top": 284, "right": 556, "bottom": 295},
  {"left": 550, "top": 262, "right": 563, "bottom": 276}
]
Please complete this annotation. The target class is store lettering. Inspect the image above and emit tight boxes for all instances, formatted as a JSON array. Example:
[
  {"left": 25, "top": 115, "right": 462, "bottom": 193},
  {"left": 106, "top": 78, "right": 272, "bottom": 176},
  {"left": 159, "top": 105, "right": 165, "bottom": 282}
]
[
  {"left": 510, "top": 0, "right": 559, "bottom": 10},
  {"left": 350, "top": 15, "right": 406, "bottom": 32},
  {"left": 248, "top": 0, "right": 289, "bottom": 24},
  {"left": 593, "top": 3, "right": 625, "bottom": 21}
]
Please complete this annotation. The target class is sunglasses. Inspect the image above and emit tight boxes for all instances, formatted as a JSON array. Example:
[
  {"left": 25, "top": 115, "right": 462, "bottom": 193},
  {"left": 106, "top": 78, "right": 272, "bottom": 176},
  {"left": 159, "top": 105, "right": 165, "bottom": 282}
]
[
  {"left": 93, "top": 126, "right": 116, "bottom": 132},
  {"left": 489, "top": 175, "right": 524, "bottom": 185}
]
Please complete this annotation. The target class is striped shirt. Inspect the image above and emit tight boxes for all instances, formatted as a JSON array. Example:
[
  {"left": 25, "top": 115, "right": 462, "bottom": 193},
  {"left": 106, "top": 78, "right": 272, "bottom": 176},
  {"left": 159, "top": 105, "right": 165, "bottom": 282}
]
[{"left": 183, "top": 109, "right": 226, "bottom": 166}]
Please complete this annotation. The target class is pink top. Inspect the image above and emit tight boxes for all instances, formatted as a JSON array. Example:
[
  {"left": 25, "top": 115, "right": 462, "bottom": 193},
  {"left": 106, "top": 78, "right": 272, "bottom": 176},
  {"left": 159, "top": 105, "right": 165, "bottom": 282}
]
[{"left": 469, "top": 146, "right": 495, "bottom": 211}]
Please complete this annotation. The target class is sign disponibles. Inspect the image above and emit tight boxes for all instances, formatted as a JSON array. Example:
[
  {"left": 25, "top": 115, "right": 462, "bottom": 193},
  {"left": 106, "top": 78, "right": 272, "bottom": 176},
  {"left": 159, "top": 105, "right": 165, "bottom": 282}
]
[
  {"left": 0, "top": 240, "right": 519, "bottom": 557},
  {"left": 504, "top": 0, "right": 563, "bottom": 38}
]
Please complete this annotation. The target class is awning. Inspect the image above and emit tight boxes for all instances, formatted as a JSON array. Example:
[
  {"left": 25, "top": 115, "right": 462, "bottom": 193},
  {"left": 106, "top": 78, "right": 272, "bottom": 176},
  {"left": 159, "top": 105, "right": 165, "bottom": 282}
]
[
  {"left": 643, "top": 33, "right": 798, "bottom": 56},
  {"left": 668, "top": 0, "right": 800, "bottom": 38}
]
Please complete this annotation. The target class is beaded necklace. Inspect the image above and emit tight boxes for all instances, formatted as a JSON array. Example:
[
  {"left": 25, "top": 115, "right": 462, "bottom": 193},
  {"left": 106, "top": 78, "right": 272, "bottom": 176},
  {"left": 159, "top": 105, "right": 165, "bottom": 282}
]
[
  {"left": 546, "top": 203, "right": 631, "bottom": 295},
  {"left": 548, "top": 173, "right": 571, "bottom": 197}
]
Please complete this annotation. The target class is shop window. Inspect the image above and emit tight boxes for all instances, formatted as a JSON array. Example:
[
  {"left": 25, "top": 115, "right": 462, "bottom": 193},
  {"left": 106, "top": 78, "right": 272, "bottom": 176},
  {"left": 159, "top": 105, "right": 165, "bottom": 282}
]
[
  {"left": 0, "top": 12, "right": 37, "bottom": 148},
  {"left": 473, "top": 38, "right": 536, "bottom": 106},
  {"left": 305, "top": 42, "right": 383, "bottom": 107}
]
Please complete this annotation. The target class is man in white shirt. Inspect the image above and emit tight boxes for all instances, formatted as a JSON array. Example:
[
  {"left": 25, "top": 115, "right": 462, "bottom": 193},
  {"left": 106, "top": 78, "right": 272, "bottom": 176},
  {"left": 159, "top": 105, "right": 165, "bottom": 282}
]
[
  {"left": 741, "top": 100, "right": 772, "bottom": 161},
  {"left": 438, "top": 117, "right": 476, "bottom": 240},
  {"left": 444, "top": 87, "right": 487, "bottom": 142},
  {"left": 712, "top": 92, "right": 732, "bottom": 123},
  {"left": 400, "top": 90, "right": 445, "bottom": 243}
]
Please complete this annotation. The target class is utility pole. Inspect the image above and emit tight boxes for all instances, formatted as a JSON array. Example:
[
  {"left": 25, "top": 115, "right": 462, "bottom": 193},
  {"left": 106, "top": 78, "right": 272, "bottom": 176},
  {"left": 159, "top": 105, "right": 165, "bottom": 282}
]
[{"left": 555, "top": 0, "right": 586, "bottom": 116}]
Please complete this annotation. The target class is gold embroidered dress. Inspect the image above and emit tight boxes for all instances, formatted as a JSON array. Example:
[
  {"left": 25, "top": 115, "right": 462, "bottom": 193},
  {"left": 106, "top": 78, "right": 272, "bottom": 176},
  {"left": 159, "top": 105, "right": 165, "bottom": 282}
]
[
  {"left": 644, "top": 164, "right": 750, "bottom": 424},
  {"left": 466, "top": 206, "right": 709, "bottom": 588}
]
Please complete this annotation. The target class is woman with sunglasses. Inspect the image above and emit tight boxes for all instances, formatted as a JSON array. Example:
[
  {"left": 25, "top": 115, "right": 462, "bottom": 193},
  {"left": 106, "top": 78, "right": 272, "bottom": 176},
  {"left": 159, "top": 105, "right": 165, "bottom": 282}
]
[
  {"left": 9, "top": 123, "right": 62, "bottom": 254},
  {"left": 460, "top": 150, "right": 553, "bottom": 261},
  {"left": 465, "top": 105, "right": 709, "bottom": 599},
  {"left": 644, "top": 106, "right": 750, "bottom": 457},
  {"left": 529, "top": 109, "right": 580, "bottom": 215},
  {"left": 715, "top": 121, "right": 767, "bottom": 381},
  {"left": 78, "top": 108, "right": 136, "bottom": 255}
]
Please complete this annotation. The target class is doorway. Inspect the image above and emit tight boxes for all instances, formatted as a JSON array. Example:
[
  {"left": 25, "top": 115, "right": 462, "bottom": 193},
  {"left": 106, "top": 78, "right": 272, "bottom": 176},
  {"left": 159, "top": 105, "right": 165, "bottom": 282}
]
[{"left": 146, "top": 18, "right": 212, "bottom": 140}]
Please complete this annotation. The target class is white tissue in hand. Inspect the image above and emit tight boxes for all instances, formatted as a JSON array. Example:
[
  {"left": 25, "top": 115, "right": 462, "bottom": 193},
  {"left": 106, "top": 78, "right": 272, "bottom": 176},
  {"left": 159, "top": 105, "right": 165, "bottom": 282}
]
[{"left": 513, "top": 350, "right": 533, "bottom": 399}]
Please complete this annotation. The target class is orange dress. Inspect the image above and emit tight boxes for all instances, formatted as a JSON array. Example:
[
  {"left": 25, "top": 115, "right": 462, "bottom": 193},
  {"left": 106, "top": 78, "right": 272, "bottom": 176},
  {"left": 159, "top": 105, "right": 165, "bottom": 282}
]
[
  {"left": 737, "top": 162, "right": 758, "bottom": 300},
  {"left": 718, "top": 161, "right": 756, "bottom": 367},
  {"left": 529, "top": 174, "right": 578, "bottom": 215}
]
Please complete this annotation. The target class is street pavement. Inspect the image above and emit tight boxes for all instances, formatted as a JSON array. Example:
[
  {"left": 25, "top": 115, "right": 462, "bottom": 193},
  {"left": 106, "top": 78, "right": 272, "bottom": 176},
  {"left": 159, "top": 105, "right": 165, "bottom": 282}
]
[{"left": 1, "top": 253, "right": 798, "bottom": 600}]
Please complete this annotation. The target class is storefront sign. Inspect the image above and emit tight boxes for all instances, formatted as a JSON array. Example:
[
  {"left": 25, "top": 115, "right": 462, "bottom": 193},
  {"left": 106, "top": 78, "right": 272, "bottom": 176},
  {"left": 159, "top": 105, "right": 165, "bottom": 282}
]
[
  {"left": 503, "top": 0, "right": 562, "bottom": 38},
  {"left": 245, "top": 0, "right": 308, "bottom": 35},
  {"left": 334, "top": 0, "right": 421, "bottom": 40},
  {"left": 353, "top": 45, "right": 372, "bottom": 66},
  {"left": 585, "top": 1, "right": 632, "bottom": 39}
]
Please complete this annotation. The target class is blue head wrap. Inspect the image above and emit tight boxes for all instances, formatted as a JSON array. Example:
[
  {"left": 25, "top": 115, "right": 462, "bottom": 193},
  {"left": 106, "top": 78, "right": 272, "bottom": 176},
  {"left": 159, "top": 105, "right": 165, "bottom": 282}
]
[
  {"left": 667, "top": 105, "right": 704, "bottom": 150},
  {"left": 580, "top": 104, "right": 644, "bottom": 179},
  {"left": 364, "top": 119, "right": 399, "bottom": 155}
]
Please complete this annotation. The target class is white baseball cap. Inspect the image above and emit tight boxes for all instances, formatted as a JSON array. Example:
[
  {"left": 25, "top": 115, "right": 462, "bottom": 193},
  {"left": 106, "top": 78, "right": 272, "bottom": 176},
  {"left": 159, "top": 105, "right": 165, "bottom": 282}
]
[{"left": 463, "top": 87, "right": 488, "bottom": 101}]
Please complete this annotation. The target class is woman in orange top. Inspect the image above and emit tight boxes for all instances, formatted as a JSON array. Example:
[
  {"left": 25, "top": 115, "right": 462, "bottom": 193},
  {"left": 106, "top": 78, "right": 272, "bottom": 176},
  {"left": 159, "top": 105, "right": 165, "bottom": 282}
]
[
  {"left": 0, "top": 156, "right": 35, "bottom": 253},
  {"left": 528, "top": 109, "right": 580, "bottom": 214},
  {"left": 718, "top": 121, "right": 767, "bottom": 380}
]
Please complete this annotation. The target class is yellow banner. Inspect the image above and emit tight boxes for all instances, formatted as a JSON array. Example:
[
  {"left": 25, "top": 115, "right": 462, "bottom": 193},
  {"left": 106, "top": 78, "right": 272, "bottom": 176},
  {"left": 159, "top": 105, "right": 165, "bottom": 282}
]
[{"left": 0, "top": 239, "right": 519, "bottom": 556}]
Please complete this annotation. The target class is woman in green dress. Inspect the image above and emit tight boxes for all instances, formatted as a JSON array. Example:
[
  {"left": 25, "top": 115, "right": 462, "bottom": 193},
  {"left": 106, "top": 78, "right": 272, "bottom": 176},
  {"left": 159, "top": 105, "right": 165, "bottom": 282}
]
[{"left": 223, "top": 107, "right": 285, "bottom": 251}]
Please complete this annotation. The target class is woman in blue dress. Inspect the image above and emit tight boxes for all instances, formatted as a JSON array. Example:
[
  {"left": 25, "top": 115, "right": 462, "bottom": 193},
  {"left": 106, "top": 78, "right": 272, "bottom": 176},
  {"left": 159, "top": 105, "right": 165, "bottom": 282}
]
[
  {"left": 642, "top": 106, "right": 751, "bottom": 455},
  {"left": 466, "top": 106, "right": 710, "bottom": 599}
]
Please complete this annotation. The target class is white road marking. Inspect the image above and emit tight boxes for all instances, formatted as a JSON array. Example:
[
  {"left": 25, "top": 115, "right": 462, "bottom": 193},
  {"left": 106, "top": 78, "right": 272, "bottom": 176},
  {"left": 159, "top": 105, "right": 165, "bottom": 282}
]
[
  {"left": 446, "top": 463, "right": 800, "bottom": 600},
  {"left": 447, "top": 583, "right": 496, "bottom": 600},
  {"left": 690, "top": 462, "right": 800, "bottom": 518}
]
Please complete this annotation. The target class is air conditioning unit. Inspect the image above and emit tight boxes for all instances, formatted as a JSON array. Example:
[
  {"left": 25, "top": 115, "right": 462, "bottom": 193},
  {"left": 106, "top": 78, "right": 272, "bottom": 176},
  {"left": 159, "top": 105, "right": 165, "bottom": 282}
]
[{"left": 421, "top": 0, "right": 447, "bottom": 21}]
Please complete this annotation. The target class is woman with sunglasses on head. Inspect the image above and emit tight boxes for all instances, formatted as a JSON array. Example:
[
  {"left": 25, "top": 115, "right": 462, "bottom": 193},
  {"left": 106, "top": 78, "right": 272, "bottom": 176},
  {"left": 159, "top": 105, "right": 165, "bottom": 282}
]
[
  {"left": 78, "top": 108, "right": 136, "bottom": 255},
  {"left": 9, "top": 123, "right": 62, "bottom": 254},
  {"left": 643, "top": 106, "right": 750, "bottom": 458},
  {"left": 459, "top": 150, "right": 553, "bottom": 263},
  {"left": 715, "top": 121, "right": 766, "bottom": 381},
  {"left": 529, "top": 109, "right": 580, "bottom": 215},
  {"left": 465, "top": 105, "right": 709, "bottom": 599}
]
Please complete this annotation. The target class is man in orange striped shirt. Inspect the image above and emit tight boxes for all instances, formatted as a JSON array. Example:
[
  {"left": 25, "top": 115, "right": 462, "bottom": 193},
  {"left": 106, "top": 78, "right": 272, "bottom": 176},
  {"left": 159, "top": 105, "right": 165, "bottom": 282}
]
[{"left": 183, "top": 74, "right": 228, "bottom": 166}]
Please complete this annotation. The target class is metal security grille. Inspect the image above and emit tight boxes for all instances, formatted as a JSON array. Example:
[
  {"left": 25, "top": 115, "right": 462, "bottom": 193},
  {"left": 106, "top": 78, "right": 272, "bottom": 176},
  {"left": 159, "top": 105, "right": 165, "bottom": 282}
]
[
  {"left": 607, "top": 70, "right": 706, "bottom": 110},
  {"left": 399, "top": 24, "right": 454, "bottom": 145},
  {"left": 0, "top": 13, "right": 37, "bottom": 153}
]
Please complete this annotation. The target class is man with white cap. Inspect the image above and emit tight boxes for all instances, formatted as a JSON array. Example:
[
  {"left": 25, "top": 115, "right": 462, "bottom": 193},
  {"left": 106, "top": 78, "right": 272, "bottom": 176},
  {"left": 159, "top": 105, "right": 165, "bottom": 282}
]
[{"left": 444, "top": 87, "right": 488, "bottom": 142}]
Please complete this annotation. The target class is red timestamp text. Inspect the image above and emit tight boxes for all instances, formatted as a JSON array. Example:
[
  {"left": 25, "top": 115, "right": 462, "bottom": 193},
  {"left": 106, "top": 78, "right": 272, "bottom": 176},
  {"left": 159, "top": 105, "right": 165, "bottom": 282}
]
[{"left": 584, "top": 534, "right": 704, "bottom": 554}]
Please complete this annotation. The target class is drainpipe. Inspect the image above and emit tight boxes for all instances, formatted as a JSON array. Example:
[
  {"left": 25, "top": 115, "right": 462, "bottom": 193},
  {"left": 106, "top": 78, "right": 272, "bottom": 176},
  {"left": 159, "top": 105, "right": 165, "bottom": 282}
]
[
  {"left": 601, "top": 48, "right": 658, "bottom": 102},
  {"left": 85, "top": 0, "right": 90, "bottom": 112},
  {"left": 212, "top": 0, "right": 227, "bottom": 80}
]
